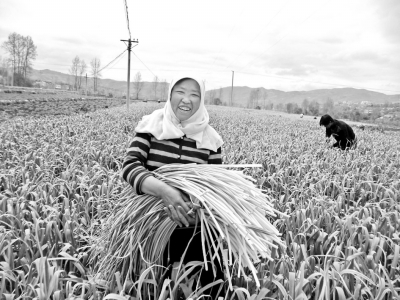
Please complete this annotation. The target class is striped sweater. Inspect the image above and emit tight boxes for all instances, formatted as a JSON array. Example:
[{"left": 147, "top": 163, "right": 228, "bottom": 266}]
[{"left": 122, "top": 132, "right": 222, "bottom": 194}]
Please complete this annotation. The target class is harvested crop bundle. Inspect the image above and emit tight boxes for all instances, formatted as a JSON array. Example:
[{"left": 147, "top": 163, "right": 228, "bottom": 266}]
[{"left": 93, "top": 163, "right": 286, "bottom": 290}]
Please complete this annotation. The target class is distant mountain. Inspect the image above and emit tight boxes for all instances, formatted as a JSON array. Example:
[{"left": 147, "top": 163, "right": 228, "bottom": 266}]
[
  {"left": 29, "top": 69, "right": 168, "bottom": 98},
  {"left": 206, "top": 86, "right": 400, "bottom": 107},
  {"left": 30, "top": 69, "right": 400, "bottom": 104}
]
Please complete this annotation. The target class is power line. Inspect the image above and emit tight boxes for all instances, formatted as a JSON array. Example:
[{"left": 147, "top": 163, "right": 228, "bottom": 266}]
[
  {"left": 106, "top": 50, "right": 128, "bottom": 70},
  {"left": 97, "top": 49, "right": 127, "bottom": 73},
  {"left": 123, "top": 0, "right": 132, "bottom": 39},
  {"left": 34, "top": 59, "right": 127, "bottom": 70},
  {"left": 131, "top": 51, "right": 157, "bottom": 78}
]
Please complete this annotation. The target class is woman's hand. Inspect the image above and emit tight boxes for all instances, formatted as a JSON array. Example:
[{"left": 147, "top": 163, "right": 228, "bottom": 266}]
[
  {"left": 140, "top": 176, "right": 197, "bottom": 227},
  {"left": 161, "top": 185, "right": 197, "bottom": 227}
]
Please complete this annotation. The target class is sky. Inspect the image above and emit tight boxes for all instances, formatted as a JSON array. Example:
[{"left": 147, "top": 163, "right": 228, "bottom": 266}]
[{"left": 0, "top": 0, "right": 399, "bottom": 94}]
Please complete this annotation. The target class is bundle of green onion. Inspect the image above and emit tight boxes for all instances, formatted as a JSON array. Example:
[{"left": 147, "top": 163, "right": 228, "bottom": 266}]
[{"left": 93, "top": 163, "right": 286, "bottom": 289}]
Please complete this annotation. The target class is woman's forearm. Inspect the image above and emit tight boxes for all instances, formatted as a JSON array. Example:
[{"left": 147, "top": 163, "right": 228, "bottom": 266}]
[{"left": 140, "top": 176, "right": 170, "bottom": 198}]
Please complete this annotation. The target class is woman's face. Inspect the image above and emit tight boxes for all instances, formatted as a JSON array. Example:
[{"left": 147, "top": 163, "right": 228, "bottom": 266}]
[{"left": 170, "top": 79, "right": 201, "bottom": 122}]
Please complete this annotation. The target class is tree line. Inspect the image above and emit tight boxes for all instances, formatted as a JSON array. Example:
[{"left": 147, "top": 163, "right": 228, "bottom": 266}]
[
  {"left": 278, "top": 97, "right": 400, "bottom": 125},
  {"left": 149, "top": 74, "right": 168, "bottom": 101},
  {"left": 207, "top": 86, "right": 226, "bottom": 106},
  {"left": 207, "top": 87, "right": 396, "bottom": 124},
  {"left": 69, "top": 56, "right": 102, "bottom": 93},
  {"left": 126, "top": 72, "right": 168, "bottom": 101},
  {"left": 68, "top": 61, "right": 169, "bottom": 100},
  {"left": 278, "top": 98, "right": 329, "bottom": 116},
  {"left": 1, "top": 32, "right": 37, "bottom": 86}
]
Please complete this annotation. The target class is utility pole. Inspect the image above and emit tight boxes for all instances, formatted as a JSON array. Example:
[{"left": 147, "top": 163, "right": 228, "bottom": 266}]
[
  {"left": 121, "top": 38, "right": 139, "bottom": 110},
  {"left": 230, "top": 70, "right": 234, "bottom": 106}
]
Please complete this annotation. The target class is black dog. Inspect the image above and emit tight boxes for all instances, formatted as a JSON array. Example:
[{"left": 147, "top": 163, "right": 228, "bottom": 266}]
[{"left": 320, "top": 114, "right": 356, "bottom": 150}]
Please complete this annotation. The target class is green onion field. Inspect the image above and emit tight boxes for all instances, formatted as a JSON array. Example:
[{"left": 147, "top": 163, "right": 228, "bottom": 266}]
[{"left": 1, "top": 103, "right": 400, "bottom": 299}]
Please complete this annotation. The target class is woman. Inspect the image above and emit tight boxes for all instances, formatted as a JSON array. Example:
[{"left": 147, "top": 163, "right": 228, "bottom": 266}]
[
  {"left": 122, "top": 76, "right": 225, "bottom": 297},
  {"left": 319, "top": 114, "right": 356, "bottom": 150}
]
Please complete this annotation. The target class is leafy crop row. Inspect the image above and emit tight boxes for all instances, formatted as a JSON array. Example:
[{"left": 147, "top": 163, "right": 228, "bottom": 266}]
[{"left": 0, "top": 103, "right": 399, "bottom": 299}]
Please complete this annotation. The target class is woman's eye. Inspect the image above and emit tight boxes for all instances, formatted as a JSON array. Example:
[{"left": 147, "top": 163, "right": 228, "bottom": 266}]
[{"left": 192, "top": 94, "right": 200, "bottom": 97}]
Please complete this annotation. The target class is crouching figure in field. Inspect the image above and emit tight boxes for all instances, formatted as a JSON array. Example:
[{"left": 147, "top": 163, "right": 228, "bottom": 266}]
[{"left": 320, "top": 114, "right": 356, "bottom": 150}]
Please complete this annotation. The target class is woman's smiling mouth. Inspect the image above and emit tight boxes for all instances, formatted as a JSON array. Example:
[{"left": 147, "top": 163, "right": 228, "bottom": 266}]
[{"left": 178, "top": 106, "right": 191, "bottom": 111}]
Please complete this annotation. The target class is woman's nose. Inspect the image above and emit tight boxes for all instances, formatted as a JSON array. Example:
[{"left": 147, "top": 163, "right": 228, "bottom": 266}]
[{"left": 181, "top": 96, "right": 190, "bottom": 103}]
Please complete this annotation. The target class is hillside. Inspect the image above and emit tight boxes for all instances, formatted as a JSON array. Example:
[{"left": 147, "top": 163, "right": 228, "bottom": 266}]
[
  {"left": 205, "top": 86, "right": 400, "bottom": 107},
  {"left": 29, "top": 69, "right": 168, "bottom": 99},
  {"left": 29, "top": 69, "right": 400, "bottom": 105}
]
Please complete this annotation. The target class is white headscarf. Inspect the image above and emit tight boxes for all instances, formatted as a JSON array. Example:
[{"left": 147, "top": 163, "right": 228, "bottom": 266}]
[{"left": 135, "top": 76, "right": 223, "bottom": 152}]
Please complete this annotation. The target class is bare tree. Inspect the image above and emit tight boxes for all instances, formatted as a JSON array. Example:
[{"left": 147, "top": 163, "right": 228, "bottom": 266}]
[
  {"left": 322, "top": 97, "right": 334, "bottom": 114},
  {"left": 15, "top": 36, "right": 25, "bottom": 77},
  {"left": 0, "top": 56, "right": 9, "bottom": 86},
  {"left": 160, "top": 78, "right": 165, "bottom": 101},
  {"left": 133, "top": 71, "right": 144, "bottom": 100},
  {"left": 90, "top": 58, "right": 102, "bottom": 93},
  {"left": 202, "top": 80, "right": 209, "bottom": 103},
  {"left": 164, "top": 79, "right": 169, "bottom": 100},
  {"left": 262, "top": 90, "right": 268, "bottom": 109},
  {"left": 69, "top": 56, "right": 80, "bottom": 90},
  {"left": 308, "top": 100, "right": 320, "bottom": 115},
  {"left": 0, "top": 56, "right": 8, "bottom": 75},
  {"left": 218, "top": 87, "right": 223, "bottom": 102},
  {"left": 2, "top": 33, "right": 19, "bottom": 80},
  {"left": 247, "top": 91, "right": 254, "bottom": 108},
  {"left": 160, "top": 78, "right": 168, "bottom": 101},
  {"left": 152, "top": 75, "right": 159, "bottom": 99},
  {"left": 247, "top": 89, "right": 260, "bottom": 108},
  {"left": 2, "top": 32, "right": 37, "bottom": 86},
  {"left": 254, "top": 89, "right": 260, "bottom": 108},
  {"left": 3, "top": 33, "right": 23, "bottom": 77},
  {"left": 209, "top": 89, "right": 216, "bottom": 104},
  {"left": 22, "top": 36, "right": 37, "bottom": 78},
  {"left": 302, "top": 98, "right": 309, "bottom": 115},
  {"left": 78, "top": 60, "right": 87, "bottom": 90}
]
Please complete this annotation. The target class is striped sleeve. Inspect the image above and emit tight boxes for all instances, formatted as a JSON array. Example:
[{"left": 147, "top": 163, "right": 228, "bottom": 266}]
[
  {"left": 121, "top": 132, "right": 154, "bottom": 195},
  {"left": 208, "top": 147, "right": 222, "bottom": 164}
]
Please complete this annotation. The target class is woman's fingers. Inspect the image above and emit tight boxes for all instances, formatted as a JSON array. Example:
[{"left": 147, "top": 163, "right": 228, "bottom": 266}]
[
  {"left": 164, "top": 207, "right": 173, "bottom": 220},
  {"left": 179, "top": 191, "right": 196, "bottom": 212},
  {"left": 178, "top": 206, "right": 196, "bottom": 224},
  {"left": 170, "top": 205, "right": 190, "bottom": 227},
  {"left": 162, "top": 186, "right": 198, "bottom": 226},
  {"left": 178, "top": 199, "right": 191, "bottom": 212},
  {"left": 168, "top": 205, "right": 185, "bottom": 227},
  {"left": 164, "top": 206, "right": 176, "bottom": 224},
  {"left": 165, "top": 204, "right": 199, "bottom": 226},
  {"left": 165, "top": 203, "right": 197, "bottom": 227},
  {"left": 176, "top": 206, "right": 190, "bottom": 227}
]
